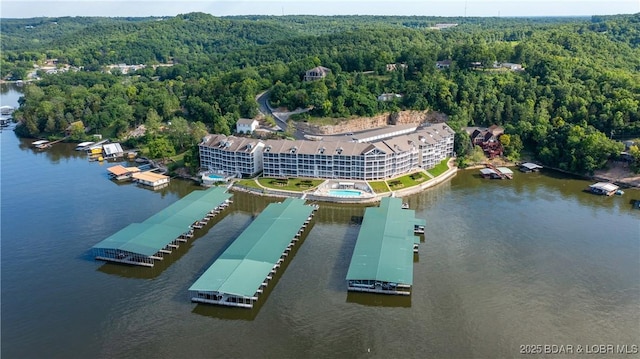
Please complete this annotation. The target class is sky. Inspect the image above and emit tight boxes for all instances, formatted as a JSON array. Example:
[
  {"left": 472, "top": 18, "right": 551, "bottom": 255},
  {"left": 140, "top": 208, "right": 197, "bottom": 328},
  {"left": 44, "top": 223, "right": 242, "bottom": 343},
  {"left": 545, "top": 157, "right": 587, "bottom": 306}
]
[{"left": 1, "top": 0, "right": 639, "bottom": 18}]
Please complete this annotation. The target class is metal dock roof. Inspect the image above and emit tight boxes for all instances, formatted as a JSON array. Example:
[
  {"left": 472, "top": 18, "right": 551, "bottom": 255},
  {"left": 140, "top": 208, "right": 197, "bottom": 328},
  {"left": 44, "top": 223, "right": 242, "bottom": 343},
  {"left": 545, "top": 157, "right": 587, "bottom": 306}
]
[
  {"left": 92, "top": 187, "right": 232, "bottom": 257},
  {"left": 346, "top": 197, "right": 425, "bottom": 286},
  {"left": 189, "top": 198, "right": 315, "bottom": 298}
]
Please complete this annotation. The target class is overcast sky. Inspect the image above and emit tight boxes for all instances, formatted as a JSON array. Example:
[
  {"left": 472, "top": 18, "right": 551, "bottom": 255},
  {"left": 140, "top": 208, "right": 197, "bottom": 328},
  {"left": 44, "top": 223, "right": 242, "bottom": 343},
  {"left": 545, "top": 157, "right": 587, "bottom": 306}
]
[{"left": 1, "top": 0, "right": 639, "bottom": 18}]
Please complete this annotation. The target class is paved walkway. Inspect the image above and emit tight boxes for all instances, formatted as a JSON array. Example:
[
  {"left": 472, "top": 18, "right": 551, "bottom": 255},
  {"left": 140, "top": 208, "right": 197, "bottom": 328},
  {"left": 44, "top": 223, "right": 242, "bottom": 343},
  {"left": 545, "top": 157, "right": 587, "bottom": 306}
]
[{"left": 230, "top": 159, "right": 458, "bottom": 203}]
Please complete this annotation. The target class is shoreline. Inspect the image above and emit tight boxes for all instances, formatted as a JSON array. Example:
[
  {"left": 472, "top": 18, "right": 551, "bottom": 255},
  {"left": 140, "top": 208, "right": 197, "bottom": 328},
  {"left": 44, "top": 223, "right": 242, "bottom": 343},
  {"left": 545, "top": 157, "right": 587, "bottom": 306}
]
[{"left": 225, "top": 159, "right": 459, "bottom": 204}]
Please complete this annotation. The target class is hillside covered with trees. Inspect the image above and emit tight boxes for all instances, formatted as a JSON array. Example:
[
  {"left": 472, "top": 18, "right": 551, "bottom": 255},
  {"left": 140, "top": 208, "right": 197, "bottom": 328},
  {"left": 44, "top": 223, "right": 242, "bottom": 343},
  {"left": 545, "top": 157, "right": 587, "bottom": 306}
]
[{"left": 2, "top": 13, "right": 639, "bottom": 174}]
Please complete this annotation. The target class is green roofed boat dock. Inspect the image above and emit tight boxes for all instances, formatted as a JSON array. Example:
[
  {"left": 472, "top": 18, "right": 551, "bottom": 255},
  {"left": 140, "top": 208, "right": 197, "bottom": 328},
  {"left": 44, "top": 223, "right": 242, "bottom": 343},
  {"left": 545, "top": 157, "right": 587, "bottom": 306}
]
[
  {"left": 91, "top": 187, "right": 233, "bottom": 267},
  {"left": 346, "top": 197, "right": 425, "bottom": 296},
  {"left": 188, "top": 198, "right": 317, "bottom": 308}
]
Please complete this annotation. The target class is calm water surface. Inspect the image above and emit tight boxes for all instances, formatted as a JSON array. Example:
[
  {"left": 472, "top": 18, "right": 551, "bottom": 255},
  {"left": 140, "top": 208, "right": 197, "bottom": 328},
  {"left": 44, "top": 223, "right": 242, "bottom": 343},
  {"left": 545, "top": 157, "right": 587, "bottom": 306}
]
[{"left": 1, "top": 86, "right": 639, "bottom": 358}]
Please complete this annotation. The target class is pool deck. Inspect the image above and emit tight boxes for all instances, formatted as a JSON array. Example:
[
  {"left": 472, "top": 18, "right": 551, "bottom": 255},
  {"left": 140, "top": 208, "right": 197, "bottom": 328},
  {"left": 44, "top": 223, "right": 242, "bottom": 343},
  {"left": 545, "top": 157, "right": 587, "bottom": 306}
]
[{"left": 230, "top": 159, "right": 458, "bottom": 204}]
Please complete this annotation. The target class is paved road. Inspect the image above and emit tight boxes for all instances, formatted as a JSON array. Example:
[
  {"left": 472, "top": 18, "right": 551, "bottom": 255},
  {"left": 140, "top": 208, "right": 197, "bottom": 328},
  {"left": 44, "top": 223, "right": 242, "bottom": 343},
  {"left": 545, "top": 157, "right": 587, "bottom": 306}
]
[{"left": 256, "top": 91, "right": 307, "bottom": 140}]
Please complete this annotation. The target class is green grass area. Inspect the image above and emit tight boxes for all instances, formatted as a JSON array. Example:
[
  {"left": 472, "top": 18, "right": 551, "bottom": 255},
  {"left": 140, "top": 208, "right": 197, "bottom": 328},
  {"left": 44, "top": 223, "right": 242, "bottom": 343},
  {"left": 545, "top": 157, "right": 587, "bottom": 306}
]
[
  {"left": 236, "top": 179, "right": 262, "bottom": 189},
  {"left": 426, "top": 157, "right": 450, "bottom": 177},
  {"left": 388, "top": 171, "right": 429, "bottom": 189},
  {"left": 368, "top": 181, "right": 390, "bottom": 194},
  {"left": 256, "top": 177, "right": 324, "bottom": 192}
]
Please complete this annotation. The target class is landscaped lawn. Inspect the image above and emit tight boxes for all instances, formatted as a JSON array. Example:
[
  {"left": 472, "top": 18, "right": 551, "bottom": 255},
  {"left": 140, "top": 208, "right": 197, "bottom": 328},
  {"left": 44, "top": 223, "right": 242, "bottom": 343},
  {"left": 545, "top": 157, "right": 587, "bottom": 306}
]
[
  {"left": 256, "top": 177, "right": 323, "bottom": 192},
  {"left": 427, "top": 157, "right": 450, "bottom": 177},
  {"left": 236, "top": 179, "right": 262, "bottom": 189},
  {"left": 388, "top": 171, "right": 429, "bottom": 189},
  {"left": 368, "top": 181, "right": 390, "bottom": 193}
]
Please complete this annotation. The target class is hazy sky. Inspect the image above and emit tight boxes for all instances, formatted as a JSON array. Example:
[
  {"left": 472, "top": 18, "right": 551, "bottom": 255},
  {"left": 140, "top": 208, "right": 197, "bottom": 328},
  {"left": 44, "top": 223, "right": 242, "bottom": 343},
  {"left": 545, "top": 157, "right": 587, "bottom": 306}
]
[{"left": 1, "top": 0, "right": 639, "bottom": 18}]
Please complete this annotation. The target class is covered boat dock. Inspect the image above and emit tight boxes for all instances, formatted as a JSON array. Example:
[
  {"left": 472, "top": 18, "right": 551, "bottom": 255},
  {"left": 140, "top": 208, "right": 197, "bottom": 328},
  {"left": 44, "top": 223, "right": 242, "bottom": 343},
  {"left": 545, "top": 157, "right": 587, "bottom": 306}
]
[
  {"left": 588, "top": 182, "right": 620, "bottom": 196},
  {"left": 346, "top": 197, "right": 425, "bottom": 296},
  {"left": 92, "top": 187, "right": 232, "bottom": 267},
  {"left": 519, "top": 162, "right": 543, "bottom": 172},
  {"left": 132, "top": 171, "right": 170, "bottom": 188},
  {"left": 107, "top": 165, "right": 141, "bottom": 180},
  {"left": 189, "top": 198, "right": 317, "bottom": 308}
]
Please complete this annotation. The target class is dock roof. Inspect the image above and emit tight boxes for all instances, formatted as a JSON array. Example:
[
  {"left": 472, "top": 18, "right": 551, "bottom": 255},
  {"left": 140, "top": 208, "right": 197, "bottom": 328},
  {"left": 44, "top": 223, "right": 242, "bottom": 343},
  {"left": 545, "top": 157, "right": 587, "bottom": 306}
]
[
  {"left": 131, "top": 171, "right": 169, "bottom": 182},
  {"left": 346, "top": 197, "right": 424, "bottom": 285},
  {"left": 521, "top": 162, "right": 543, "bottom": 170},
  {"left": 146, "top": 188, "right": 232, "bottom": 229},
  {"left": 590, "top": 182, "right": 619, "bottom": 192},
  {"left": 189, "top": 198, "right": 315, "bottom": 298},
  {"left": 92, "top": 187, "right": 232, "bottom": 257},
  {"left": 107, "top": 165, "right": 140, "bottom": 176}
]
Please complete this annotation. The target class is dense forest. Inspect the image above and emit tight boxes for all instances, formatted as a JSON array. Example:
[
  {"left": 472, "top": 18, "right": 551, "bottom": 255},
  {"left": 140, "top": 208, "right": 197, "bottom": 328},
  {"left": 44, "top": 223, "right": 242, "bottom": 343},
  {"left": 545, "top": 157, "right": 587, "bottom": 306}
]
[{"left": 2, "top": 13, "right": 639, "bottom": 174}]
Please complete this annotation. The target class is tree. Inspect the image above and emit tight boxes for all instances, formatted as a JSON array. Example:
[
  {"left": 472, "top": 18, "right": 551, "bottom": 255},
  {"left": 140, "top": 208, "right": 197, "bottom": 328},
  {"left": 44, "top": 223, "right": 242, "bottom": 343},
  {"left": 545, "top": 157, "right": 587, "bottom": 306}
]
[{"left": 147, "top": 136, "right": 176, "bottom": 160}]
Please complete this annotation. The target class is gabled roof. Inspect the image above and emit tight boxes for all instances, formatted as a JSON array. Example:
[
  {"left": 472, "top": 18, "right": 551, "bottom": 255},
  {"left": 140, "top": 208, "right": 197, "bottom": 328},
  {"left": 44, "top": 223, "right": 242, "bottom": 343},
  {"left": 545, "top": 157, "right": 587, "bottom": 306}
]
[{"left": 237, "top": 118, "right": 258, "bottom": 126}]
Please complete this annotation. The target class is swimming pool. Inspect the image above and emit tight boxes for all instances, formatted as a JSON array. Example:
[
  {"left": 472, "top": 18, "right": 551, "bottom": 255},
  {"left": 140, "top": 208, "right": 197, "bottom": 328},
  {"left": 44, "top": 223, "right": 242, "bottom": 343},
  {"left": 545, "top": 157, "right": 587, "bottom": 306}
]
[
  {"left": 329, "top": 189, "right": 362, "bottom": 197},
  {"left": 208, "top": 174, "right": 224, "bottom": 180}
]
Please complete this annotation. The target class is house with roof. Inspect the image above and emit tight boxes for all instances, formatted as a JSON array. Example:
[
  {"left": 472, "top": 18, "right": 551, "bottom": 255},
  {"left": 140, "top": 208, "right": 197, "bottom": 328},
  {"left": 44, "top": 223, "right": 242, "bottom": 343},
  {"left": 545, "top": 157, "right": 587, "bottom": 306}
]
[
  {"left": 386, "top": 63, "right": 408, "bottom": 72},
  {"left": 377, "top": 93, "right": 403, "bottom": 102},
  {"left": 236, "top": 118, "right": 259, "bottom": 134},
  {"left": 465, "top": 125, "right": 505, "bottom": 158},
  {"left": 500, "top": 62, "right": 524, "bottom": 71},
  {"left": 304, "top": 66, "right": 331, "bottom": 81},
  {"left": 435, "top": 60, "right": 452, "bottom": 70}
]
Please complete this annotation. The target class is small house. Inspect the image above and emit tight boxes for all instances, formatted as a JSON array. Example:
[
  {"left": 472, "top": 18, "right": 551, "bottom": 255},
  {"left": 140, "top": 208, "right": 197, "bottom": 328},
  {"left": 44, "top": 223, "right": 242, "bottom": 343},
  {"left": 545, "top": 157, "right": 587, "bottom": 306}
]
[
  {"left": 304, "top": 66, "right": 331, "bottom": 81},
  {"left": 377, "top": 93, "right": 403, "bottom": 102},
  {"left": 435, "top": 60, "right": 452, "bottom": 70},
  {"left": 236, "top": 118, "right": 259, "bottom": 134}
]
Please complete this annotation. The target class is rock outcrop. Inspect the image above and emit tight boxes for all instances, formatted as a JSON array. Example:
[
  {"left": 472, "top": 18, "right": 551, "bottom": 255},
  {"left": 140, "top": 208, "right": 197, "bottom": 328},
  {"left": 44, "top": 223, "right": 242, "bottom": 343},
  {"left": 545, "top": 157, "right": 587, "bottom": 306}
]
[{"left": 297, "top": 110, "right": 447, "bottom": 135}]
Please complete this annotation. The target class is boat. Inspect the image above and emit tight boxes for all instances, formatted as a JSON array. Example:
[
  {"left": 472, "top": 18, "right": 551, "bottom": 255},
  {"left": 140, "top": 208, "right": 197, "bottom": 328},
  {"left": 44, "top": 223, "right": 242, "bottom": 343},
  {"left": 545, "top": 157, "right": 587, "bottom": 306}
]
[
  {"left": 32, "top": 140, "right": 49, "bottom": 147},
  {"left": 32, "top": 140, "right": 51, "bottom": 149},
  {"left": 401, "top": 203, "right": 410, "bottom": 209},
  {"left": 75, "top": 141, "right": 94, "bottom": 150},
  {"left": 615, "top": 189, "right": 624, "bottom": 196}
]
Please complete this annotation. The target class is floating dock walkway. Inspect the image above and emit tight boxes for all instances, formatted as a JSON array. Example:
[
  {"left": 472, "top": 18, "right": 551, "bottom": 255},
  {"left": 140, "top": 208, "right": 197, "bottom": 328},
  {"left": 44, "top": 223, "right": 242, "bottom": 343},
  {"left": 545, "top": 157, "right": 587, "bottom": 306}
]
[
  {"left": 346, "top": 197, "right": 425, "bottom": 296},
  {"left": 91, "top": 187, "right": 232, "bottom": 267},
  {"left": 189, "top": 198, "right": 317, "bottom": 308}
]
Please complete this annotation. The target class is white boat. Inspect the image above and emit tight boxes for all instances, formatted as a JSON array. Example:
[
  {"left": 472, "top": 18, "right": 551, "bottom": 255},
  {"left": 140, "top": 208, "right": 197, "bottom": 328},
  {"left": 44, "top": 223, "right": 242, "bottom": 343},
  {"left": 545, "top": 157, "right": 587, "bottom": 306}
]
[
  {"left": 75, "top": 141, "right": 94, "bottom": 150},
  {"left": 32, "top": 140, "right": 49, "bottom": 147}
]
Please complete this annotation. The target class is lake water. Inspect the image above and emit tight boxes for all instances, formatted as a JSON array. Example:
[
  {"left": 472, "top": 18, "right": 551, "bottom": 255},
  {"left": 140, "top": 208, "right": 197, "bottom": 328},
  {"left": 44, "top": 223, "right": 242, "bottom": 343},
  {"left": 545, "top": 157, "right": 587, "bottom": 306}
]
[{"left": 1, "top": 85, "right": 639, "bottom": 358}]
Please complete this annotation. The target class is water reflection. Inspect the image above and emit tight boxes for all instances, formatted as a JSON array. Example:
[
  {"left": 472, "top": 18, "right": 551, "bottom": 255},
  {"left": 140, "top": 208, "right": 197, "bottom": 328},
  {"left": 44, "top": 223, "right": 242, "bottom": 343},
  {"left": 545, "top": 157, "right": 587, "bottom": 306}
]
[
  {"left": 346, "top": 291, "right": 412, "bottom": 308},
  {"left": 97, "top": 205, "right": 233, "bottom": 279}
]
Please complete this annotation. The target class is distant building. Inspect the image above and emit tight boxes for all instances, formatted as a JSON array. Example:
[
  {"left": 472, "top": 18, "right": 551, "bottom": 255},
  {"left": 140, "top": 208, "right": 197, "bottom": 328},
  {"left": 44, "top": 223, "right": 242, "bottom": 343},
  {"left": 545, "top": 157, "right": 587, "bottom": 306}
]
[
  {"left": 435, "top": 60, "right": 452, "bottom": 70},
  {"left": 386, "top": 63, "right": 408, "bottom": 72},
  {"left": 431, "top": 23, "right": 458, "bottom": 30},
  {"left": 304, "top": 66, "right": 331, "bottom": 81},
  {"left": 377, "top": 93, "right": 403, "bottom": 102},
  {"left": 236, "top": 118, "right": 259, "bottom": 134},
  {"left": 500, "top": 62, "right": 524, "bottom": 71},
  {"left": 465, "top": 125, "right": 505, "bottom": 158}
]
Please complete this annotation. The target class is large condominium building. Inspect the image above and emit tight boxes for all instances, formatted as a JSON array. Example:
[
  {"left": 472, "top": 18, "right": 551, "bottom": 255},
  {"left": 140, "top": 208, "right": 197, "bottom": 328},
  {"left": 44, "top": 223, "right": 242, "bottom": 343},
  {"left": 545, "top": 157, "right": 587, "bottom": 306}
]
[
  {"left": 199, "top": 136, "right": 264, "bottom": 178},
  {"left": 199, "top": 123, "right": 454, "bottom": 180}
]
